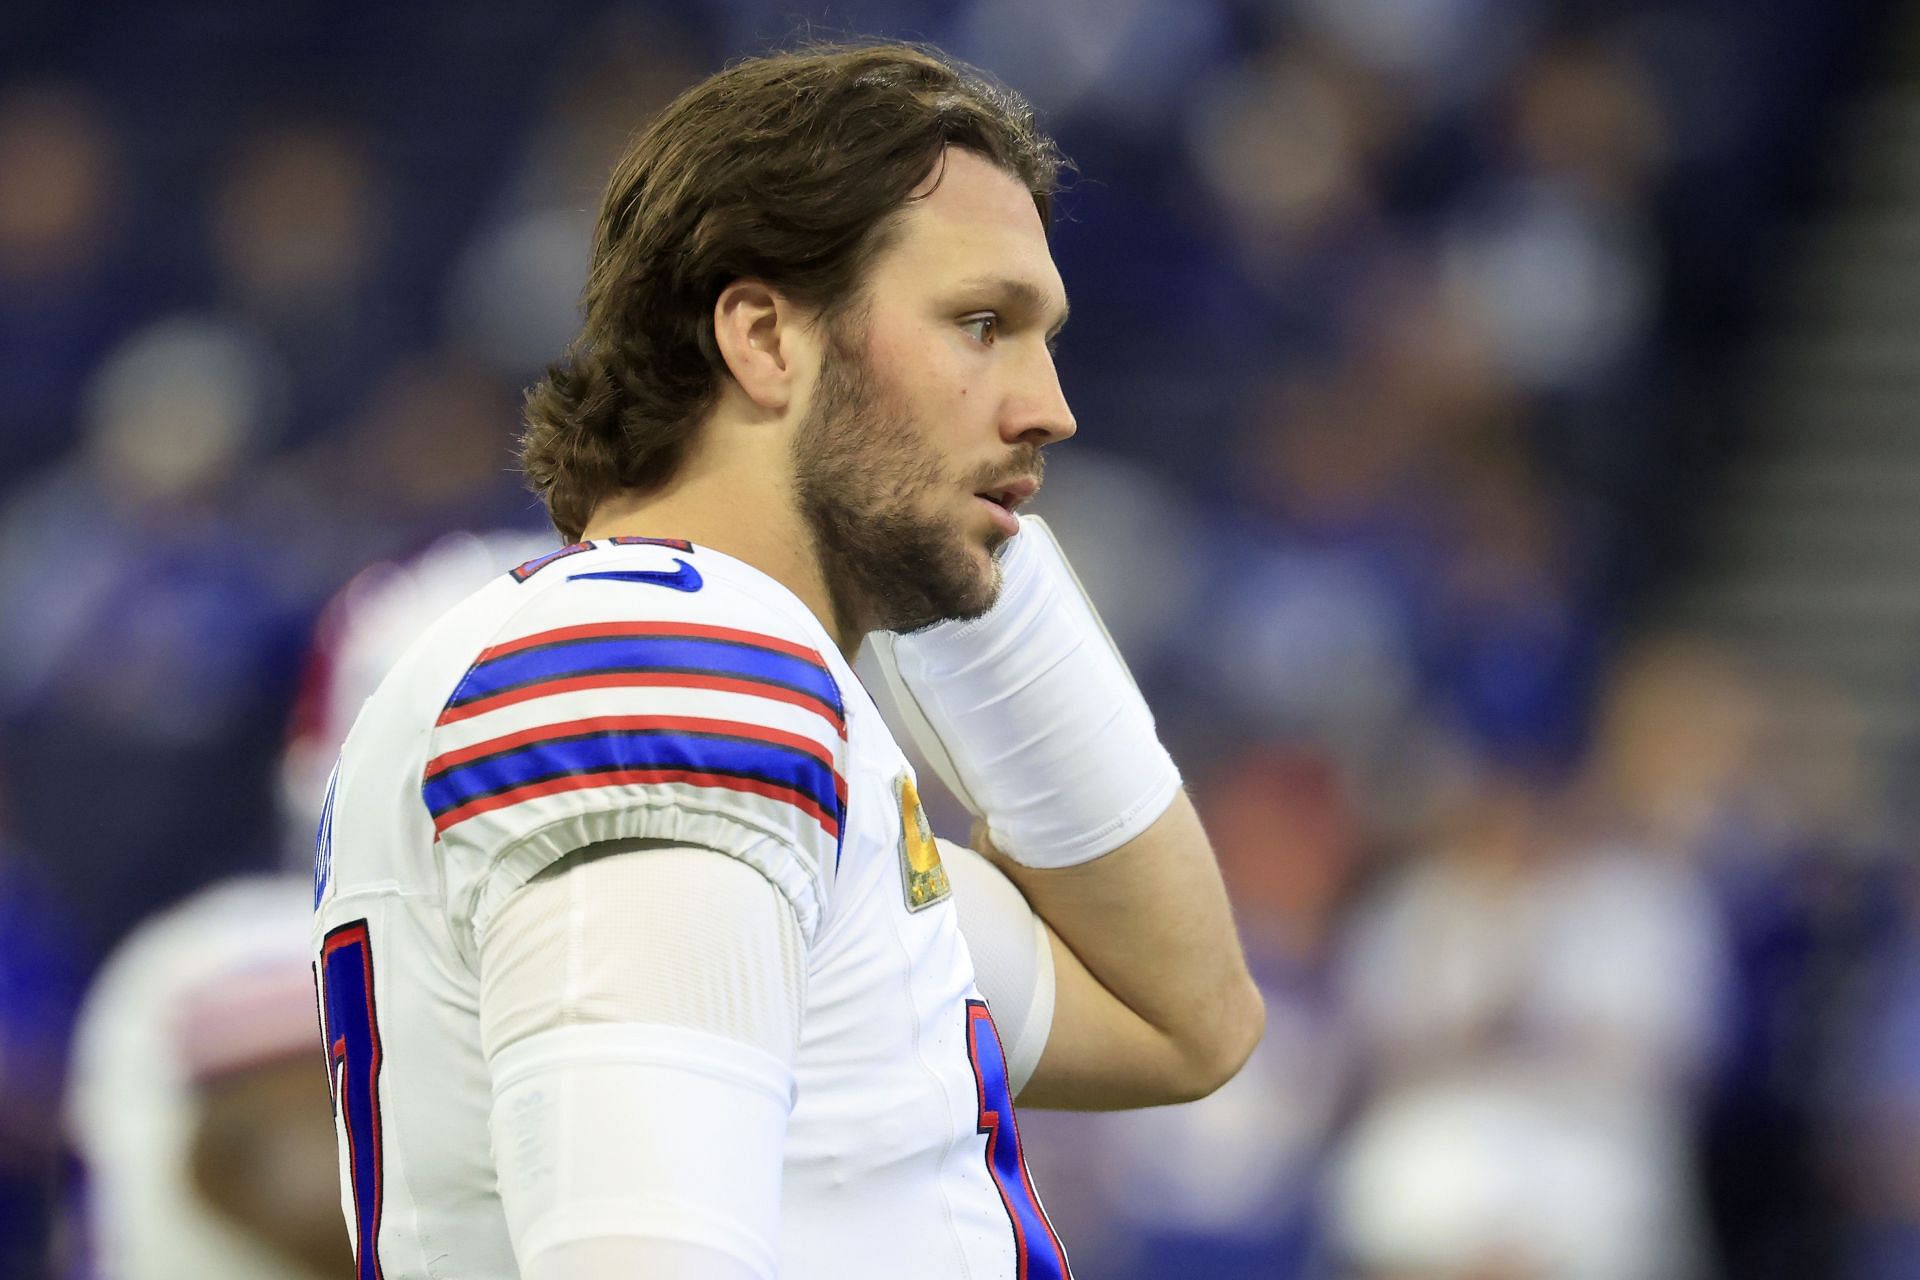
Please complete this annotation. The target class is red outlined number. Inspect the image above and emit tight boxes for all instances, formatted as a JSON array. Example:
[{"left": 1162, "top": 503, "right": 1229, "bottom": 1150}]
[
  {"left": 965, "top": 999, "right": 1072, "bottom": 1279},
  {"left": 319, "top": 920, "right": 386, "bottom": 1280}
]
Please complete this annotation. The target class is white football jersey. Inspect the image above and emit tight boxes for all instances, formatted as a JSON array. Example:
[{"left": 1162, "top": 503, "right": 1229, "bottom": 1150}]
[{"left": 311, "top": 536, "right": 1071, "bottom": 1280}]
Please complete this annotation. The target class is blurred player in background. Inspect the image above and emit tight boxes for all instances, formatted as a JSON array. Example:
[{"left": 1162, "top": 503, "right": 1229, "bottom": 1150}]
[
  {"left": 312, "top": 40, "right": 1262, "bottom": 1280},
  {"left": 278, "top": 530, "right": 557, "bottom": 848},
  {"left": 65, "top": 877, "right": 345, "bottom": 1280},
  {"left": 64, "top": 530, "right": 547, "bottom": 1280}
]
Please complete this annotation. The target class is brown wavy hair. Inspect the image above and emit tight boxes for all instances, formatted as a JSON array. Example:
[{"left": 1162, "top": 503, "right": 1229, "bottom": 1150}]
[{"left": 519, "top": 42, "right": 1066, "bottom": 543}]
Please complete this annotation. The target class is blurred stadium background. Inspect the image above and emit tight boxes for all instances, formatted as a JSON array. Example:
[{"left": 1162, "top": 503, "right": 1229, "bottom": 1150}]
[{"left": 3, "top": 0, "right": 1919, "bottom": 1276}]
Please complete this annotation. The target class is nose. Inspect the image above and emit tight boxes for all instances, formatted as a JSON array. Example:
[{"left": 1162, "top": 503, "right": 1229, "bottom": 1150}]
[{"left": 1003, "top": 345, "right": 1076, "bottom": 447}]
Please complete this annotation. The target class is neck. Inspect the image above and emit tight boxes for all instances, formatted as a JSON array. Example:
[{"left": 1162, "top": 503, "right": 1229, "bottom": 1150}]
[{"left": 579, "top": 439, "right": 863, "bottom": 661}]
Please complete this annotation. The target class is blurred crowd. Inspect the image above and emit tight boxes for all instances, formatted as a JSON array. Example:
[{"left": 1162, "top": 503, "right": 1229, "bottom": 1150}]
[{"left": 1, "top": 0, "right": 1914, "bottom": 1277}]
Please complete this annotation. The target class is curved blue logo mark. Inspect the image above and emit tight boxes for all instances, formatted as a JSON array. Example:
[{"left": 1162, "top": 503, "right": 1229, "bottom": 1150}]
[{"left": 569, "top": 559, "right": 704, "bottom": 593}]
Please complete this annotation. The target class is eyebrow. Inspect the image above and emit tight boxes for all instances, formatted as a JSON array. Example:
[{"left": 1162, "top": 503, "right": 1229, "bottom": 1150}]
[{"left": 956, "top": 275, "right": 1071, "bottom": 338}]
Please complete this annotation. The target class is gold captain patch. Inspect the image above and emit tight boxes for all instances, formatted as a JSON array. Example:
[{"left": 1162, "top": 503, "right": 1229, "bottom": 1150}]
[{"left": 895, "top": 773, "right": 952, "bottom": 912}]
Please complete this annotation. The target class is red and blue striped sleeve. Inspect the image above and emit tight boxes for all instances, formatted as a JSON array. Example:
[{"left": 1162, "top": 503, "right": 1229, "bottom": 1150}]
[{"left": 425, "top": 617, "right": 848, "bottom": 947}]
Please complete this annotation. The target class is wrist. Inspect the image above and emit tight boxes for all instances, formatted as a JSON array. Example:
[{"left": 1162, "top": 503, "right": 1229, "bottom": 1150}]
[{"left": 875, "top": 517, "right": 1181, "bottom": 868}]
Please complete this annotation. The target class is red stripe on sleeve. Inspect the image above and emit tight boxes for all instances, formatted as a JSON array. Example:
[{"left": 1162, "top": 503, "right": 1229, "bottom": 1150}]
[{"left": 477, "top": 621, "right": 827, "bottom": 666}]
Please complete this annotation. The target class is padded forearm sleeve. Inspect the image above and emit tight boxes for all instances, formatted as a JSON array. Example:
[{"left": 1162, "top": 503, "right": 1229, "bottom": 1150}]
[{"left": 873, "top": 516, "right": 1182, "bottom": 867}]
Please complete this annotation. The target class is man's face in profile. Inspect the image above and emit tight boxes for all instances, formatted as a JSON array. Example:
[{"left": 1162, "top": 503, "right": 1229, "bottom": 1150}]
[{"left": 792, "top": 147, "right": 1075, "bottom": 634}]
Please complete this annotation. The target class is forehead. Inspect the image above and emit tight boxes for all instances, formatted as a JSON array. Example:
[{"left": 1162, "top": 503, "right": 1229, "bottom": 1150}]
[{"left": 869, "top": 147, "right": 1065, "bottom": 308}]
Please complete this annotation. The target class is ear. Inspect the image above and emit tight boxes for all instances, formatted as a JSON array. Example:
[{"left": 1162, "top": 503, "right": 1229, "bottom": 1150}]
[{"left": 712, "top": 279, "right": 814, "bottom": 413}]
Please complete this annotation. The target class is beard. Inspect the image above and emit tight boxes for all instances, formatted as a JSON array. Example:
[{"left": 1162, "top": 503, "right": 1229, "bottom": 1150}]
[{"left": 792, "top": 321, "right": 1037, "bottom": 634}]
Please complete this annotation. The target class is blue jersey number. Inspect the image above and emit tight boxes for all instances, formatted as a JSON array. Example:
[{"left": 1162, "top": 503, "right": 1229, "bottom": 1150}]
[
  {"left": 319, "top": 920, "right": 387, "bottom": 1280},
  {"left": 965, "top": 999, "right": 1072, "bottom": 1279}
]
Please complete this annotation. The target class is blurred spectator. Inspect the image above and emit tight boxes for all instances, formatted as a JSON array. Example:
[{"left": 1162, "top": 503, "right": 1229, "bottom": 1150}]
[
  {"left": 0, "top": 83, "right": 116, "bottom": 286},
  {"left": 1577, "top": 636, "right": 1770, "bottom": 857},
  {"left": 283, "top": 354, "right": 539, "bottom": 571},
  {"left": 0, "top": 316, "right": 309, "bottom": 943},
  {"left": 0, "top": 82, "right": 136, "bottom": 481},
  {"left": 1609, "top": 646, "right": 1899, "bottom": 1280},
  {"left": 1292, "top": 0, "right": 1532, "bottom": 109},
  {"left": 1417, "top": 447, "right": 1596, "bottom": 771},
  {"left": 950, "top": 0, "right": 1231, "bottom": 131},
  {"left": 1332, "top": 730, "right": 1730, "bottom": 1277},
  {"left": 209, "top": 119, "right": 394, "bottom": 440},
  {"left": 1184, "top": 39, "right": 1400, "bottom": 297},
  {"left": 446, "top": 9, "right": 709, "bottom": 384},
  {"left": 1440, "top": 38, "right": 1667, "bottom": 395}
]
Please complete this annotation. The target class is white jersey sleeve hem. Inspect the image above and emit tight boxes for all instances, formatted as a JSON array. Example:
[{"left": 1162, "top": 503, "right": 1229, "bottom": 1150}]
[
  {"left": 478, "top": 839, "right": 808, "bottom": 1066},
  {"left": 470, "top": 806, "right": 826, "bottom": 951}
]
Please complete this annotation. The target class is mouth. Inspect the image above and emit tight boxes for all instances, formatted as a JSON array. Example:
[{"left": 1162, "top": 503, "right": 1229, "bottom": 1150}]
[
  {"left": 972, "top": 476, "right": 1034, "bottom": 542},
  {"left": 973, "top": 476, "right": 1039, "bottom": 513}
]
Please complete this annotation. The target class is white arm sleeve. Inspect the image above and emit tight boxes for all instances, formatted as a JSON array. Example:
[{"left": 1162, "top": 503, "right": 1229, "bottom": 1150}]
[
  {"left": 478, "top": 840, "right": 808, "bottom": 1280},
  {"left": 937, "top": 837, "right": 1056, "bottom": 1094}
]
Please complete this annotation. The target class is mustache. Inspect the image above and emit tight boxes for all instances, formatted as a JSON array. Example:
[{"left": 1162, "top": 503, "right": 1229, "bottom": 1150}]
[{"left": 965, "top": 444, "right": 1045, "bottom": 494}]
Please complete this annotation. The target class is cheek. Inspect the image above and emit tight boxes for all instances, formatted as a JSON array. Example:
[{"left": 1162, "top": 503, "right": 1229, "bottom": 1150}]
[
  {"left": 868, "top": 326, "right": 976, "bottom": 412},
  {"left": 859, "top": 328, "right": 990, "bottom": 481}
]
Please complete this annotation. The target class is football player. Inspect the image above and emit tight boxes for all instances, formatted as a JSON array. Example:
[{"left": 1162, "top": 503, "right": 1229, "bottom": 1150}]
[
  {"left": 67, "top": 877, "right": 347, "bottom": 1280},
  {"left": 312, "top": 42, "right": 1264, "bottom": 1279}
]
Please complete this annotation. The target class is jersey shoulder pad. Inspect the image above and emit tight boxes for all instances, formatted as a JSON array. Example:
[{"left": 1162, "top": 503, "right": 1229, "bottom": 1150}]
[{"left": 425, "top": 540, "right": 847, "bottom": 948}]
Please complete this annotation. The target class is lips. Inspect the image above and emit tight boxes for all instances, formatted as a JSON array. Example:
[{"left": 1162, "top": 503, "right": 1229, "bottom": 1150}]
[
  {"left": 975, "top": 476, "right": 1039, "bottom": 512},
  {"left": 975, "top": 493, "right": 1022, "bottom": 539}
]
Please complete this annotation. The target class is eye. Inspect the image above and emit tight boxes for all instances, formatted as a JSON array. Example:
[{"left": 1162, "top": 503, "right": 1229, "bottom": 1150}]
[{"left": 960, "top": 313, "right": 999, "bottom": 345}]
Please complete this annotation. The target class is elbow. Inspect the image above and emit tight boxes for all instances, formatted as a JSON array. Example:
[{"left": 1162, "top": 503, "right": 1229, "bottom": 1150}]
[{"left": 1166, "top": 977, "right": 1266, "bottom": 1104}]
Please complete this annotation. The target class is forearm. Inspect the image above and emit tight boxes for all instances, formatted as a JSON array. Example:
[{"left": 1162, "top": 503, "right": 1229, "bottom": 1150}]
[
  {"left": 983, "top": 794, "right": 1263, "bottom": 1108},
  {"left": 877, "top": 516, "right": 1264, "bottom": 1108}
]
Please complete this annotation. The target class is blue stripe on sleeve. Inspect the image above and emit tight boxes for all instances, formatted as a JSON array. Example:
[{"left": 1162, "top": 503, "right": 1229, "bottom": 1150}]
[{"left": 423, "top": 728, "right": 843, "bottom": 824}]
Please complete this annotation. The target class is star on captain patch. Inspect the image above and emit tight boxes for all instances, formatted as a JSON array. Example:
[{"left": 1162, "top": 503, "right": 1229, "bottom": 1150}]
[{"left": 895, "top": 772, "right": 952, "bottom": 912}]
